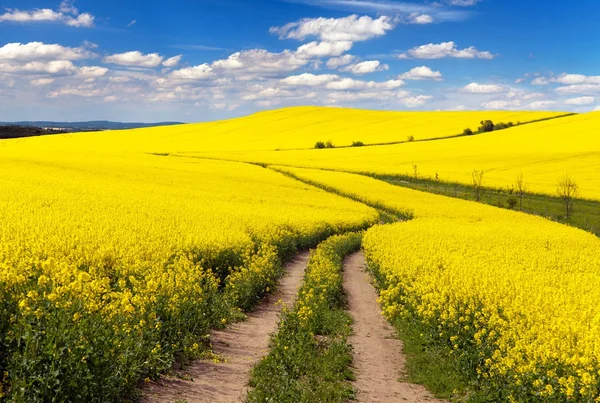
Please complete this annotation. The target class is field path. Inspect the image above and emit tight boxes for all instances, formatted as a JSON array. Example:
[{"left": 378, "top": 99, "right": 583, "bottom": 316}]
[
  {"left": 344, "top": 252, "right": 444, "bottom": 402},
  {"left": 143, "top": 251, "right": 310, "bottom": 403}
]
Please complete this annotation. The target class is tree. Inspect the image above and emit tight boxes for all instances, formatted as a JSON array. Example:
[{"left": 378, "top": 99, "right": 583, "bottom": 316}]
[
  {"left": 557, "top": 174, "right": 578, "bottom": 219},
  {"left": 472, "top": 170, "right": 485, "bottom": 201},
  {"left": 412, "top": 163, "right": 418, "bottom": 180},
  {"left": 463, "top": 128, "right": 473, "bottom": 136},
  {"left": 515, "top": 173, "right": 528, "bottom": 211},
  {"left": 478, "top": 120, "right": 494, "bottom": 133}
]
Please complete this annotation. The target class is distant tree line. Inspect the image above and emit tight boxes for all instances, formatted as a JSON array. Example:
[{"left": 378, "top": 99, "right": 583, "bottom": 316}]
[
  {"left": 0, "top": 125, "right": 68, "bottom": 140},
  {"left": 463, "top": 120, "right": 520, "bottom": 136}
]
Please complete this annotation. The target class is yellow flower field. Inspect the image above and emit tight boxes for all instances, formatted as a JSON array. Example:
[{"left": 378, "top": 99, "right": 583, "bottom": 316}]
[
  {"left": 277, "top": 166, "right": 600, "bottom": 401},
  {"left": 0, "top": 152, "right": 376, "bottom": 401},
  {"left": 195, "top": 111, "right": 600, "bottom": 200},
  {"left": 0, "top": 106, "right": 565, "bottom": 155}
]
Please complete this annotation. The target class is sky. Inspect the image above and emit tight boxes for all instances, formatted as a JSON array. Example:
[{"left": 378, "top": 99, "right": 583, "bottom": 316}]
[{"left": 0, "top": 0, "right": 598, "bottom": 122}]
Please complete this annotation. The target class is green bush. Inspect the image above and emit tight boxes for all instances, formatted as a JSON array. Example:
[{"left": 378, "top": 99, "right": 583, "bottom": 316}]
[{"left": 351, "top": 141, "right": 364, "bottom": 147}]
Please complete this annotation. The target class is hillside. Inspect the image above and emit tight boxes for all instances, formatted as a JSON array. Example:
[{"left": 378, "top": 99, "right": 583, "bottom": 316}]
[{"left": 189, "top": 111, "right": 600, "bottom": 201}]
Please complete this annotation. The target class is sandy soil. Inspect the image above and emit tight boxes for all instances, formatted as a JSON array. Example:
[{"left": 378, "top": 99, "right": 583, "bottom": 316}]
[
  {"left": 344, "top": 252, "right": 445, "bottom": 403},
  {"left": 142, "top": 251, "right": 309, "bottom": 403}
]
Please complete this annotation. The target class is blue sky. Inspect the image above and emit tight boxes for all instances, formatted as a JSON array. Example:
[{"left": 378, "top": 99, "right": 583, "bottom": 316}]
[{"left": 0, "top": 0, "right": 598, "bottom": 122}]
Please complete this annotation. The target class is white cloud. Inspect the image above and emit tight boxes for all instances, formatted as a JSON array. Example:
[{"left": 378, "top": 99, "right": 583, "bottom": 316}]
[
  {"left": 340, "top": 60, "right": 388, "bottom": 75},
  {"left": 594, "top": 106, "right": 600, "bottom": 111},
  {"left": 0, "top": 2, "right": 94, "bottom": 28},
  {"left": 162, "top": 55, "right": 183, "bottom": 67},
  {"left": 555, "top": 84, "right": 600, "bottom": 95},
  {"left": 104, "top": 51, "right": 164, "bottom": 67},
  {"left": 325, "top": 78, "right": 403, "bottom": 90},
  {"left": 104, "top": 95, "right": 118, "bottom": 102},
  {"left": 31, "top": 78, "right": 55, "bottom": 86},
  {"left": 528, "top": 100, "right": 556, "bottom": 109},
  {"left": 481, "top": 100, "right": 521, "bottom": 109},
  {"left": 296, "top": 41, "right": 353, "bottom": 57},
  {"left": 412, "top": 14, "right": 434, "bottom": 24},
  {"left": 531, "top": 77, "right": 549, "bottom": 85},
  {"left": 554, "top": 74, "right": 600, "bottom": 85},
  {"left": 47, "top": 85, "right": 107, "bottom": 98},
  {"left": 399, "top": 66, "right": 442, "bottom": 81},
  {"left": 564, "top": 96, "right": 595, "bottom": 105},
  {"left": 0, "top": 42, "right": 93, "bottom": 61},
  {"left": 400, "top": 95, "right": 433, "bottom": 107},
  {"left": 168, "top": 63, "right": 214, "bottom": 80},
  {"left": 270, "top": 15, "right": 395, "bottom": 42},
  {"left": 211, "top": 49, "right": 309, "bottom": 76},
  {"left": 280, "top": 73, "right": 340, "bottom": 86},
  {"left": 78, "top": 66, "right": 108, "bottom": 78},
  {"left": 326, "top": 54, "right": 356, "bottom": 69},
  {"left": 463, "top": 82, "right": 505, "bottom": 94},
  {"left": 522, "top": 92, "right": 545, "bottom": 100},
  {"left": 399, "top": 41, "right": 495, "bottom": 59},
  {"left": 0, "top": 60, "right": 75, "bottom": 74}
]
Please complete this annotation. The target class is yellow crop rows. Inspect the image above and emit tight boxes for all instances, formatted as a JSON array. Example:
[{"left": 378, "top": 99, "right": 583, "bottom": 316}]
[
  {"left": 277, "top": 166, "right": 600, "bottom": 401},
  {"left": 0, "top": 151, "right": 376, "bottom": 400},
  {"left": 1, "top": 106, "right": 599, "bottom": 401}
]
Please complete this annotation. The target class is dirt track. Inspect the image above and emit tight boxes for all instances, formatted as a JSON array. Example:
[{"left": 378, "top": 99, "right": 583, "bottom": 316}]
[
  {"left": 344, "top": 252, "right": 444, "bottom": 403},
  {"left": 143, "top": 252, "right": 309, "bottom": 403}
]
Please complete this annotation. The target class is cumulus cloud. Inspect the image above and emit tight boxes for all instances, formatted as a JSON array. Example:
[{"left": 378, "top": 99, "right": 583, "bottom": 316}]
[
  {"left": 326, "top": 54, "right": 356, "bottom": 69},
  {"left": 211, "top": 49, "right": 309, "bottom": 77},
  {"left": 296, "top": 41, "right": 353, "bottom": 57},
  {"left": 528, "top": 100, "right": 556, "bottom": 109},
  {"left": 554, "top": 73, "right": 600, "bottom": 85},
  {"left": 162, "top": 55, "right": 183, "bottom": 67},
  {"left": 555, "top": 84, "right": 600, "bottom": 95},
  {"left": 0, "top": 42, "right": 93, "bottom": 61},
  {"left": 463, "top": 82, "right": 505, "bottom": 94},
  {"left": 104, "top": 51, "right": 164, "bottom": 67},
  {"left": 168, "top": 64, "right": 214, "bottom": 80},
  {"left": 399, "top": 41, "right": 495, "bottom": 59},
  {"left": 399, "top": 66, "right": 442, "bottom": 80},
  {"left": 531, "top": 77, "right": 549, "bottom": 85},
  {"left": 279, "top": 73, "right": 340, "bottom": 86},
  {"left": 340, "top": 60, "right": 388, "bottom": 75},
  {"left": 400, "top": 95, "right": 433, "bottom": 107},
  {"left": 564, "top": 96, "right": 595, "bottom": 105},
  {"left": 0, "top": 60, "right": 75, "bottom": 74},
  {"left": 31, "top": 78, "right": 55, "bottom": 86},
  {"left": 270, "top": 15, "right": 396, "bottom": 42},
  {"left": 411, "top": 14, "right": 434, "bottom": 24},
  {"left": 325, "top": 78, "right": 403, "bottom": 90},
  {"left": 0, "top": 1, "right": 95, "bottom": 28},
  {"left": 78, "top": 66, "right": 108, "bottom": 78}
]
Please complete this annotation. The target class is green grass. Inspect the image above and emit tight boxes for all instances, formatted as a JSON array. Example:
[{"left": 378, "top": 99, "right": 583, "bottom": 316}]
[{"left": 374, "top": 174, "right": 600, "bottom": 236}]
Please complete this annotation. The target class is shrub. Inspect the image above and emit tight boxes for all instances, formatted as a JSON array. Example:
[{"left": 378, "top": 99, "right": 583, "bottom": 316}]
[
  {"left": 407, "top": 135, "right": 415, "bottom": 142},
  {"left": 478, "top": 120, "right": 494, "bottom": 133},
  {"left": 507, "top": 197, "right": 518, "bottom": 210},
  {"left": 314, "top": 141, "right": 326, "bottom": 149},
  {"left": 325, "top": 140, "right": 335, "bottom": 148},
  {"left": 463, "top": 128, "right": 473, "bottom": 136},
  {"left": 351, "top": 141, "right": 365, "bottom": 147}
]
